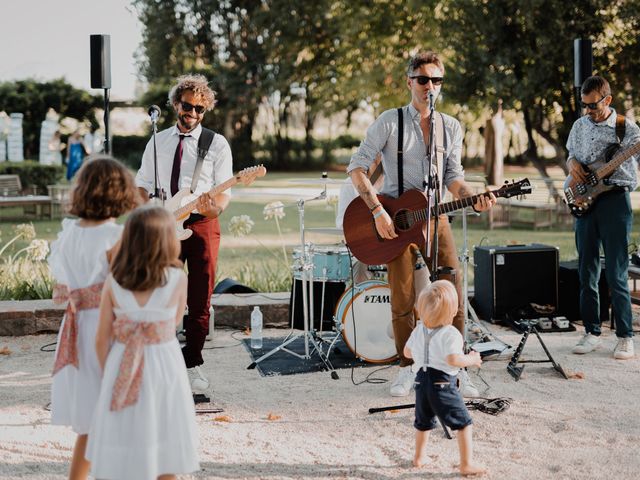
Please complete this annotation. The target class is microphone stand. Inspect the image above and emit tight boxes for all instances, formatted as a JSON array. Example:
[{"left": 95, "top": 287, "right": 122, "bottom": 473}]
[
  {"left": 425, "top": 92, "right": 440, "bottom": 281},
  {"left": 149, "top": 114, "right": 165, "bottom": 205}
]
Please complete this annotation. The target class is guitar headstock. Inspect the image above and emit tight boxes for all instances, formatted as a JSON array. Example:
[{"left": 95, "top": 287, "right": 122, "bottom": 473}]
[
  {"left": 236, "top": 164, "right": 267, "bottom": 186},
  {"left": 497, "top": 178, "right": 532, "bottom": 199}
]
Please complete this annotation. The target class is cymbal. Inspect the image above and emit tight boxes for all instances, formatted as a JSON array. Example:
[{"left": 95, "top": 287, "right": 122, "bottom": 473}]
[
  {"left": 305, "top": 227, "right": 344, "bottom": 235},
  {"left": 287, "top": 178, "right": 347, "bottom": 185}
]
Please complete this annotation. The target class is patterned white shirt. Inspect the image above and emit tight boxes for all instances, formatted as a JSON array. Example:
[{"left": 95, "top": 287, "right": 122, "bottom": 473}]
[
  {"left": 347, "top": 103, "right": 464, "bottom": 198},
  {"left": 566, "top": 108, "right": 640, "bottom": 191}
]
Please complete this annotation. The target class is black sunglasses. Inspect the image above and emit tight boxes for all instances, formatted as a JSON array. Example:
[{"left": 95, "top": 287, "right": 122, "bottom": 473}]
[
  {"left": 180, "top": 101, "right": 206, "bottom": 114},
  {"left": 409, "top": 75, "right": 444, "bottom": 86},
  {"left": 580, "top": 95, "right": 607, "bottom": 110}
]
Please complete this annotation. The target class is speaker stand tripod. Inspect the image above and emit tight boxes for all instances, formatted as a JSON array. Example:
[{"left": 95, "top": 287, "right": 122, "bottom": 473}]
[
  {"left": 507, "top": 320, "right": 568, "bottom": 381},
  {"left": 247, "top": 194, "right": 339, "bottom": 379}
]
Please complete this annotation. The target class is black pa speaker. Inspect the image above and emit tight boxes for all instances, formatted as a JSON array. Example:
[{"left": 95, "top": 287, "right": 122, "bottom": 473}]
[
  {"left": 90, "top": 34, "right": 111, "bottom": 89},
  {"left": 473, "top": 244, "right": 559, "bottom": 321},
  {"left": 573, "top": 38, "right": 593, "bottom": 88}
]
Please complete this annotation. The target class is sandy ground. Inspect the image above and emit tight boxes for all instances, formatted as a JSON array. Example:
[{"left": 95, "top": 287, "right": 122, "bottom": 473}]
[{"left": 1, "top": 321, "right": 639, "bottom": 480}]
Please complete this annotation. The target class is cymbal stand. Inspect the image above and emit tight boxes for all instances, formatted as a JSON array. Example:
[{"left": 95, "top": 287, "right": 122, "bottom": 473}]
[{"left": 247, "top": 188, "right": 338, "bottom": 379}]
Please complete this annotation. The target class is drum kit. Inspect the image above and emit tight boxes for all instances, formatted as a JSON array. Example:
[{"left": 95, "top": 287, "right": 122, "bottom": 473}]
[{"left": 248, "top": 175, "right": 488, "bottom": 377}]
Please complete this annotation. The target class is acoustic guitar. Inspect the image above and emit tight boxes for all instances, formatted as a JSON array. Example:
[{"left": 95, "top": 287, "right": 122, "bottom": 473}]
[
  {"left": 166, "top": 165, "right": 266, "bottom": 240},
  {"left": 343, "top": 179, "right": 532, "bottom": 265},
  {"left": 564, "top": 141, "right": 640, "bottom": 217}
]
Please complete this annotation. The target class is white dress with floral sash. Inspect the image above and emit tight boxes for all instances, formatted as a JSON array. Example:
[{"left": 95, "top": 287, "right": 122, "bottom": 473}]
[
  {"left": 49, "top": 218, "right": 123, "bottom": 434},
  {"left": 86, "top": 268, "right": 199, "bottom": 480}
]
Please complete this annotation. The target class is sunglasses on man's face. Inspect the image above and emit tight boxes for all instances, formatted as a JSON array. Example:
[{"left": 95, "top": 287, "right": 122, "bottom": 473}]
[
  {"left": 409, "top": 75, "right": 444, "bottom": 86},
  {"left": 579, "top": 95, "right": 607, "bottom": 110},
  {"left": 180, "top": 101, "right": 206, "bottom": 114}
]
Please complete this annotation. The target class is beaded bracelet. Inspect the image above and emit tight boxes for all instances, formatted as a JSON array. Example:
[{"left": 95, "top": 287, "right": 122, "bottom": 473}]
[{"left": 373, "top": 209, "right": 384, "bottom": 219}]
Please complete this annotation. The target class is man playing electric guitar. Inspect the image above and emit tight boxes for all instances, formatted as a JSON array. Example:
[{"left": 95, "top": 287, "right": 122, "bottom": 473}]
[
  {"left": 566, "top": 75, "right": 640, "bottom": 360},
  {"left": 136, "top": 74, "right": 233, "bottom": 394},
  {"left": 348, "top": 52, "right": 496, "bottom": 398}
]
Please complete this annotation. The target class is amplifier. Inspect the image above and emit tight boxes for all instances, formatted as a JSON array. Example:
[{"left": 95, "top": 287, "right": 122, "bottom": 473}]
[{"left": 473, "top": 244, "right": 559, "bottom": 321}]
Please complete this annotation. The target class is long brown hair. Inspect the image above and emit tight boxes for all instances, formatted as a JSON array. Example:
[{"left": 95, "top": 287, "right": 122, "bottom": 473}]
[
  {"left": 111, "top": 206, "right": 182, "bottom": 291},
  {"left": 69, "top": 155, "right": 140, "bottom": 220}
]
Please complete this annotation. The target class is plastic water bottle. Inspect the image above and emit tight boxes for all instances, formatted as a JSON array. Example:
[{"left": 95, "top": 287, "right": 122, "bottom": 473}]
[
  {"left": 250, "top": 306, "right": 263, "bottom": 349},
  {"left": 206, "top": 306, "right": 214, "bottom": 341}
]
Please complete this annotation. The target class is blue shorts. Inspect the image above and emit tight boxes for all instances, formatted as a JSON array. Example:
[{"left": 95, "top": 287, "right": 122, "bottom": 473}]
[{"left": 414, "top": 368, "right": 473, "bottom": 431}]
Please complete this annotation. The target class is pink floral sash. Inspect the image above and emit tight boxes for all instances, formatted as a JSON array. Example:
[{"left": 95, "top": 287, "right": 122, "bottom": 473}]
[
  {"left": 52, "top": 283, "right": 103, "bottom": 375},
  {"left": 110, "top": 316, "right": 175, "bottom": 412}
]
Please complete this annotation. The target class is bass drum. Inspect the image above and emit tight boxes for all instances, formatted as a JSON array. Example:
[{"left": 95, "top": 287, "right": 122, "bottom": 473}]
[{"left": 334, "top": 280, "right": 398, "bottom": 363}]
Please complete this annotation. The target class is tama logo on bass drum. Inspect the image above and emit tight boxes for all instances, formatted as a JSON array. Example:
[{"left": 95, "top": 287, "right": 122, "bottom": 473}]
[{"left": 363, "top": 294, "right": 390, "bottom": 304}]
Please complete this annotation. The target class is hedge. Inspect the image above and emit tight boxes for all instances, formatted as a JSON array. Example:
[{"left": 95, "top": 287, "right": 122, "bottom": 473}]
[{"left": 0, "top": 161, "right": 65, "bottom": 193}]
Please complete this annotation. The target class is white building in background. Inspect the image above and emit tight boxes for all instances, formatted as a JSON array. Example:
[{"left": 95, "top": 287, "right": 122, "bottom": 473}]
[
  {"left": 7, "top": 113, "right": 24, "bottom": 162},
  {"left": 39, "top": 108, "right": 62, "bottom": 165},
  {"left": 0, "top": 112, "right": 8, "bottom": 161}
]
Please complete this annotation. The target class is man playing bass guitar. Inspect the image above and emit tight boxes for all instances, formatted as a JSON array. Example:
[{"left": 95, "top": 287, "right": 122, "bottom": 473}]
[
  {"left": 566, "top": 75, "right": 640, "bottom": 359},
  {"left": 347, "top": 52, "right": 496, "bottom": 398}
]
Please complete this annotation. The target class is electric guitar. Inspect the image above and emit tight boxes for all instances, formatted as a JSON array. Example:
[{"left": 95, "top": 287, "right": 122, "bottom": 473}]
[
  {"left": 564, "top": 141, "right": 640, "bottom": 217},
  {"left": 167, "top": 165, "right": 266, "bottom": 240},
  {"left": 343, "top": 179, "right": 532, "bottom": 265}
]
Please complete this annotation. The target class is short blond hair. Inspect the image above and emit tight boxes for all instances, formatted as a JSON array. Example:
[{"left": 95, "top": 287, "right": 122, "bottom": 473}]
[
  {"left": 416, "top": 280, "right": 458, "bottom": 329},
  {"left": 168, "top": 74, "right": 216, "bottom": 111}
]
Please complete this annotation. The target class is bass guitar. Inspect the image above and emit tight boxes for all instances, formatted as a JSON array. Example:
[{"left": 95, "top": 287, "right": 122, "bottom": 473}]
[
  {"left": 564, "top": 141, "right": 640, "bottom": 217},
  {"left": 343, "top": 179, "right": 532, "bottom": 265},
  {"left": 167, "top": 165, "right": 266, "bottom": 240}
]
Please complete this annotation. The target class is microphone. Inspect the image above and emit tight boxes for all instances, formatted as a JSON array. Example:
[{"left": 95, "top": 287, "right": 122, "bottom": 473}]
[
  {"left": 428, "top": 91, "right": 436, "bottom": 109},
  {"left": 148, "top": 105, "right": 161, "bottom": 122}
]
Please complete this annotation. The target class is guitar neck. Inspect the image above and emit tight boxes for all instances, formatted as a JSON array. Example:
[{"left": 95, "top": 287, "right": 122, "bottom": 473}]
[
  {"left": 403, "top": 191, "right": 498, "bottom": 223},
  {"left": 597, "top": 142, "right": 640, "bottom": 180},
  {"left": 173, "top": 176, "right": 238, "bottom": 218}
]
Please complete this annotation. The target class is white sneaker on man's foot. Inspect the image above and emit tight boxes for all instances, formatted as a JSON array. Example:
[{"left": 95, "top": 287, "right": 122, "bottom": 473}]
[
  {"left": 613, "top": 338, "right": 635, "bottom": 360},
  {"left": 390, "top": 366, "right": 415, "bottom": 397},
  {"left": 572, "top": 333, "right": 601, "bottom": 354},
  {"left": 458, "top": 369, "right": 480, "bottom": 398},
  {"left": 187, "top": 366, "right": 209, "bottom": 393}
]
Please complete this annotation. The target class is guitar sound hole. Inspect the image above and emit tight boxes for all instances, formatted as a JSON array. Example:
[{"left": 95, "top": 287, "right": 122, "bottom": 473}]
[{"left": 394, "top": 210, "right": 414, "bottom": 231}]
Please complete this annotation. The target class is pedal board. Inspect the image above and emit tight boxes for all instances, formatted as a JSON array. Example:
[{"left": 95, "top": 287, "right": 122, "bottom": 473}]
[{"left": 193, "top": 393, "right": 224, "bottom": 414}]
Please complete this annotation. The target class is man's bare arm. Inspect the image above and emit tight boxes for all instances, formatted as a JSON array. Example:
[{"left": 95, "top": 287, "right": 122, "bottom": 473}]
[{"left": 350, "top": 168, "right": 379, "bottom": 209}]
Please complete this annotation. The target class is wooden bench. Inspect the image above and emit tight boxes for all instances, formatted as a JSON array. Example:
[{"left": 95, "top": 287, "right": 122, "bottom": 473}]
[{"left": 0, "top": 174, "right": 53, "bottom": 220}]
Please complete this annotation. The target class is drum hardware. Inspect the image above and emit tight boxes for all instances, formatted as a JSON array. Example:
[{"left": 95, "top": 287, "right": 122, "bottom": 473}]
[{"left": 247, "top": 188, "right": 340, "bottom": 380}]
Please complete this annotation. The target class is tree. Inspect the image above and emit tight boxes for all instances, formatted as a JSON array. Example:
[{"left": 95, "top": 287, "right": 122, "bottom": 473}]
[{"left": 0, "top": 79, "right": 100, "bottom": 159}]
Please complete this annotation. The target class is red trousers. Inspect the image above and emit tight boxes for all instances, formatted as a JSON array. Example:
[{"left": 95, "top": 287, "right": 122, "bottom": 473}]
[
  {"left": 387, "top": 216, "right": 463, "bottom": 367},
  {"left": 180, "top": 216, "right": 220, "bottom": 368}
]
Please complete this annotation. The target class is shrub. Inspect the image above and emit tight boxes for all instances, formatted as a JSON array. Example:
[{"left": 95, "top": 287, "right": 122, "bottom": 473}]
[
  {"left": 0, "top": 161, "right": 65, "bottom": 193},
  {"left": 111, "top": 135, "right": 149, "bottom": 170}
]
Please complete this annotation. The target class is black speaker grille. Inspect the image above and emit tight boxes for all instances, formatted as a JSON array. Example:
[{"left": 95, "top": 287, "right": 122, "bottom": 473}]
[{"left": 90, "top": 34, "right": 111, "bottom": 89}]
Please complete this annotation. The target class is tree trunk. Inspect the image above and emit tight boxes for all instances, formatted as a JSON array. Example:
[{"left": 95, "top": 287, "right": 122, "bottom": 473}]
[{"left": 522, "top": 107, "right": 561, "bottom": 202}]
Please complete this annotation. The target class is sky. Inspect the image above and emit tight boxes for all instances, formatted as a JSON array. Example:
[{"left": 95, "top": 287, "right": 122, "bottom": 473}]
[{"left": 0, "top": 0, "right": 143, "bottom": 100}]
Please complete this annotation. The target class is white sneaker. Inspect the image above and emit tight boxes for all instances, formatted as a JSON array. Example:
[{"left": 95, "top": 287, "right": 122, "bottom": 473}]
[
  {"left": 187, "top": 366, "right": 209, "bottom": 393},
  {"left": 458, "top": 369, "right": 480, "bottom": 398},
  {"left": 572, "top": 333, "right": 601, "bottom": 354},
  {"left": 613, "top": 338, "right": 635, "bottom": 360},
  {"left": 390, "top": 366, "right": 415, "bottom": 397}
]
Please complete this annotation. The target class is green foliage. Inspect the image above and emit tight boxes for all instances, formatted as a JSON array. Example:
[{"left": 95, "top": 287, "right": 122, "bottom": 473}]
[
  {"left": 0, "top": 79, "right": 101, "bottom": 159},
  {"left": 0, "top": 161, "right": 65, "bottom": 193},
  {"left": 112, "top": 135, "right": 149, "bottom": 170},
  {"left": 219, "top": 260, "right": 292, "bottom": 293}
]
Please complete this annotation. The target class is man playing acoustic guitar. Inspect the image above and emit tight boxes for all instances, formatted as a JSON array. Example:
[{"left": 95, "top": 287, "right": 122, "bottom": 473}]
[
  {"left": 567, "top": 75, "right": 640, "bottom": 359},
  {"left": 347, "top": 52, "right": 495, "bottom": 397},
  {"left": 136, "top": 74, "right": 233, "bottom": 394}
]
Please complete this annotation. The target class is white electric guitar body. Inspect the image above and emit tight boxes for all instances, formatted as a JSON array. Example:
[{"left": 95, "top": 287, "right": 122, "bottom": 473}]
[{"left": 166, "top": 165, "right": 267, "bottom": 241}]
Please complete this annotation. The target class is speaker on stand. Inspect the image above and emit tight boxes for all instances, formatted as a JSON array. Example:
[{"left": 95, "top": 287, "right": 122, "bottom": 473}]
[
  {"left": 574, "top": 38, "right": 593, "bottom": 120},
  {"left": 90, "top": 34, "right": 112, "bottom": 154}
]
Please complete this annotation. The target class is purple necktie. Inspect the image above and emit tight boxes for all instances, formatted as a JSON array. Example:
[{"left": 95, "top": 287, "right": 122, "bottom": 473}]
[{"left": 170, "top": 135, "right": 186, "bottom": 196}]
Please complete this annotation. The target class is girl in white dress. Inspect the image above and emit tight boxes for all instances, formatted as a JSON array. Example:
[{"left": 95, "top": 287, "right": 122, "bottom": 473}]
[
  {"left": 87, "top": 206, "right": 199, "bottom": 480},
  {"left": 49, "top": 156, "right": 139, "bottom": 480}
]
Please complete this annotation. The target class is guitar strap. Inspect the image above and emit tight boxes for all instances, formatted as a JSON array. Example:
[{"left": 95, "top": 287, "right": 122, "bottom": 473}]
[
  {"left": 190, "top": 127, "right": 216, "bottom": 194},
  {"left": 397, "top": 108, "right": 404, "bottom": 196},
  {"left": 615, "top": 114, "right": 626, "bottom": 144}
]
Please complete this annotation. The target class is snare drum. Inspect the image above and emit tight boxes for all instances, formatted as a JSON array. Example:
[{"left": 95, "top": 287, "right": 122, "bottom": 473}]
[
  {"left": 293, "top": 244, "right": 351, "bottom": 282},
  {"left": 334, "top": 280, "right": 398, "bottom": 363}
]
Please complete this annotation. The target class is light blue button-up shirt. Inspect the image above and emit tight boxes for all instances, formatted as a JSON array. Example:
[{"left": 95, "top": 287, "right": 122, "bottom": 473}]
[
  {"left": 566, "top": 108, "right": 640, "bottom": 191},
  {"left": 347, "top": 104, "right": 464, "bottom": 199}
]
